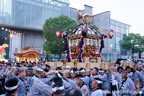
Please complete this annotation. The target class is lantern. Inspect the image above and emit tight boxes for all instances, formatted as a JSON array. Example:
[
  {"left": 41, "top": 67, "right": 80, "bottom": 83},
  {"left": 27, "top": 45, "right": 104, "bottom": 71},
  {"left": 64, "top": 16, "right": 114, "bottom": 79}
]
[
  {"left": 56, "top": 31, "right": 61, "bottom": 38},
  {"left": 109, "top": 30, "right": 114, "bottom": 39},
  {"left": 0, "top": 48, "right": 5, "bottom": 53}
]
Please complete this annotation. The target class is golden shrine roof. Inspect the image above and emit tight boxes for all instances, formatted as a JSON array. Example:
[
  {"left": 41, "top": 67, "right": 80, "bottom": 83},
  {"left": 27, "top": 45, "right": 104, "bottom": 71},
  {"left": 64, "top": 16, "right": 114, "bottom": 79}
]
[{"left": 13, "top": 46, "right": 42, "bottom": 57}]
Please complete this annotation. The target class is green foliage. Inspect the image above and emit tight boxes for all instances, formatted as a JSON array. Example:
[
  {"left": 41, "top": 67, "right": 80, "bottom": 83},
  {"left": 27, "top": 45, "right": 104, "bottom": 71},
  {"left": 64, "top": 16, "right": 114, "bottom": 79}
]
[
  {"left": 45, "top": 51, "right": 51, "bottom": 56},
  {"left": 43, "top": 15, "right": 77, "bottom": 55},
  {"left": 121, "top": 33, "right": 144, "bottom": 53},
  {"left": 92, "top": 25, "right": 100, "bottom": 32}
]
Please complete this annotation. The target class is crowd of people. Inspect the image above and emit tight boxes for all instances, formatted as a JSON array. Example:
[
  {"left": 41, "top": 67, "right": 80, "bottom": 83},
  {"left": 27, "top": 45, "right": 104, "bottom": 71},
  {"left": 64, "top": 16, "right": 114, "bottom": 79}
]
[{"left": 0, "top": 60, "right": 144, "bottom": 96}]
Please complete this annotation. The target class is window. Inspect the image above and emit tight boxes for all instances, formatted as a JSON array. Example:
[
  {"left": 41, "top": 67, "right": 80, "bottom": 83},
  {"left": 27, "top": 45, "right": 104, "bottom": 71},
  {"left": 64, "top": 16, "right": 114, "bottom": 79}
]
[
  {"left": 15, "top": 48, "right": 18, "bottom": 53},
  {"left": 116, "top": 26, "right": 120, "bottom": 32},
  {"left": 111, "top": 20, "right": 115, "bottom": 25},
  {"left": 111, "top": 25, "right": 116, "bottom": 31},
  {"left": 121, "top": 49, "right": 127, "bottom": 55},
  {"left": 124, "top": 29, "right": 127, "bottom": 34},
  {"left": 121, "top": 28, "right": 125, "bottom": 34},
  {"left": 121, "top": 23, "right": 124, "bottom": 28},
  {"left": 116, "top": 32, "right": 121, "bottom": 37},
  {"left": 36, "top": 6, "right": 44, "bottom": 25},
  {"left": 0, "top": 18, "right": 3, "bottom": 23},
  {"left": 116, "top": 37, "right": 121, "bottom": 51},
  {"left": 116, "top": 22, "right": 120, "bottom": 27}
]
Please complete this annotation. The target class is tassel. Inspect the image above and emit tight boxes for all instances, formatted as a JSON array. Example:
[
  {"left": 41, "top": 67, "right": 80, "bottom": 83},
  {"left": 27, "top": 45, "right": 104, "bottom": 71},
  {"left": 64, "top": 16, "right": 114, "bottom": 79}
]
[
  {"left": 90, "top": 38, "right": 93, "bottom": 46},
  {"left": 87, "top": 38, "right": 90, "bottom": 45}
]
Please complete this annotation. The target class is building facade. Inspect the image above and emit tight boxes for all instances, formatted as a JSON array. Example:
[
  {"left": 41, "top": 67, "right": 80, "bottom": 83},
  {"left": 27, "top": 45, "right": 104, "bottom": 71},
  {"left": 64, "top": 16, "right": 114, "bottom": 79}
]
[
  {"left": 111, "top": 19, "right": 131, "bottom": 61},
  {"left": 0, "top": 0, "right": 131, "bottom": 61},
  {"left": 0, "top": 0, "right": 70, "bottom": 29},
  {"left": 92, "top": 11, "right": 130, "bottom": 61},
  {"left": 0, "top": 0, "right": 70, "bottom": 59}
]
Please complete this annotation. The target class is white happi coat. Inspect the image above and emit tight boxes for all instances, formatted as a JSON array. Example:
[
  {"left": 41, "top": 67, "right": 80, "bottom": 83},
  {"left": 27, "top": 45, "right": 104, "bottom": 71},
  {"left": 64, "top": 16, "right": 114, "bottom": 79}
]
[
  {"left": 29, "top": 76, "right": 52, "bottom": 96},
  {"left": 91, "top": 89, "right": 104, "bottom": 96}
]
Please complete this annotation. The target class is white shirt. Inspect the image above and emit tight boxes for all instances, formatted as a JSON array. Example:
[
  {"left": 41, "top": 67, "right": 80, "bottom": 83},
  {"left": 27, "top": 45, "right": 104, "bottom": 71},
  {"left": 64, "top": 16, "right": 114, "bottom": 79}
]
[
  {"left": 91, "top": 89, "right": 104, "bottom": 96},
  {"left": 112, "top": 74, "right": 118, "bottom": 85}
]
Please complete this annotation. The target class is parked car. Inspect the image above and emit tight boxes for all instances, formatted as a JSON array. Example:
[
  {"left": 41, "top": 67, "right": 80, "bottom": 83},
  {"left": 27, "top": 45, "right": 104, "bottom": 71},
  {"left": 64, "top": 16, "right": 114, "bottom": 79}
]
[
  {"left": 116, "top": 58, "right": 133, "bottom": 63},
  {"left": 116, "top": 58, "right": 127, "bottom": 63}
]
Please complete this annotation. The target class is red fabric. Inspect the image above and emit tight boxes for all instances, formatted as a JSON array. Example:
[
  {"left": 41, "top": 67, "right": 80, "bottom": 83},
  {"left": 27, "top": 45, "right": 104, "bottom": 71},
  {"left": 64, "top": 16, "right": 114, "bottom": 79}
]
[{"left": 78, "top": 10, "right": 82, "bottom": 18}]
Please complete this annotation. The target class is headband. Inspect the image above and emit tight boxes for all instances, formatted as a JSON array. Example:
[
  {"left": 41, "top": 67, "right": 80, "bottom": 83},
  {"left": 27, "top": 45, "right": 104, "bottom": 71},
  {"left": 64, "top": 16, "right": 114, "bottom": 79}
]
[
  {"left": 80, "top": 69, "right": 86, "bottom": 73},
  {"left": 52, "top": 86, "right": 64, "bottom": 92},
  {"left": 37, "top": 68, "right": 44, "bottom": 72},
  {"left": 66, "top": 66, "right": 71, "bottom": 69},
  {"left": 99, "top": 70, "right": 104, "bottom": 73},
  {"left": 56, "top": 70, "right": 62, "bottom": 72},
  {"left": 93, "top": 79, "right": 103, "bottom": 84},
  {"left": 55, "top": 71, "right": 62, "bottom": 78},
  {"left": 77, "top": 77, "right": 84, "bottom": 80},
  {"left": 70, "top": 69, "right": 77, "bottom": 73},
  {"left": 27, "top": 70, "right": 33, "bottom": 72},
  {"left": 5, "top": 84, "right": 18, "bottom": 91}
]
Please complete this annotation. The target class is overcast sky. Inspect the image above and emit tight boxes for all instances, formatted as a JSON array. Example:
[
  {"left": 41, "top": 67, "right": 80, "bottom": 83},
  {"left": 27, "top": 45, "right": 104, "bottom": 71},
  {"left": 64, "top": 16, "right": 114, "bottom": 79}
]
[{"left": 69, "top": 0, "right": 144, "bottom": 36}]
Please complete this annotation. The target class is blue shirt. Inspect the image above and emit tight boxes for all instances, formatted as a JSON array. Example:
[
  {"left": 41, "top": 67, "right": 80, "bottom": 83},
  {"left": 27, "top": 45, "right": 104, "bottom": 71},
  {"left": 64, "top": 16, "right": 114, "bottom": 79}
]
[
  {"left": 0, "top": 68, "right": 5, "bottom": 76},
  {"left": 5, "top": 92, "right": 15, "bottom": 96}
]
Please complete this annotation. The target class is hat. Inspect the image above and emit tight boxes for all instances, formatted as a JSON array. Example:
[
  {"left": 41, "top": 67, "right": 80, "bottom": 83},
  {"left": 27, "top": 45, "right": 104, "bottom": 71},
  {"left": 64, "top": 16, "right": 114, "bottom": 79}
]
[
  {"left": 27, "top": 67, "right": 33, "bottom": 72},
  {"left": 66, "top": 66, "right": 71, "bottom": 69},
  {"left": 99, "top": 69, "right": 104, "bottom": 73},
  {"left": 36, "top": 68, "right": 44, "bottom": 72},
  {"left": 5, "top": 77, "right": 18, "bottom": 91}
]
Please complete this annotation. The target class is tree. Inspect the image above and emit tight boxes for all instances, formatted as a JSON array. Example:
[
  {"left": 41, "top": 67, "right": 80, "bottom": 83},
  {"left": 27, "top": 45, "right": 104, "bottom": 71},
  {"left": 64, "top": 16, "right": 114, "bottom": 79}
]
[
  {"left": 43, "top": 15, "right": 77, "bottom": 60},
  {"left": 121, "top": 33, "right": 144, "bottom": 61}
]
